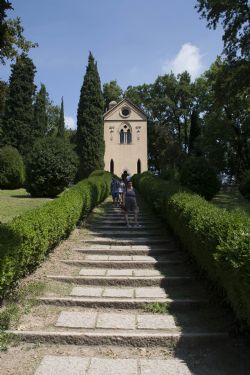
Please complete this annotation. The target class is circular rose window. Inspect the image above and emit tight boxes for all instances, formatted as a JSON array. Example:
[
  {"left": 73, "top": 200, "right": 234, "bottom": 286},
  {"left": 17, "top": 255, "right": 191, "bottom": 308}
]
[{"left": 121, "top": 107, "right": 130, "bottom": 117}]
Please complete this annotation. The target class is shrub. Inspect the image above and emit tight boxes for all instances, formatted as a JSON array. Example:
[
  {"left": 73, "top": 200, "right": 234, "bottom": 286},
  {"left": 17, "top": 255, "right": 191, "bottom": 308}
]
[
  {"left": 180, "top": 157, "right": 221, "bottom": 200},
  {"left": 133, "top": 172, "right": 250, "bottom": 327},
  {"left": 239, "top": 170, "right": 250, "bottom": 201},
  {"left": 25, "top": 137, "right": 79, "bottom": 197},
  {"left": 0, "top": 146, "right": 25, "bottom": 189},
  {"left": 0, "top": 171, "right": 111, "bottom": 299}
]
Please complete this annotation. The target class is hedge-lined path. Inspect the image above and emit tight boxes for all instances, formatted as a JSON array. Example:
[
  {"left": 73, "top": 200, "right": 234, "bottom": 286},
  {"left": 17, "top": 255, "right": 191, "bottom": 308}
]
[{"left": 1, "top": 198, "right": 249, "bottom": 375}]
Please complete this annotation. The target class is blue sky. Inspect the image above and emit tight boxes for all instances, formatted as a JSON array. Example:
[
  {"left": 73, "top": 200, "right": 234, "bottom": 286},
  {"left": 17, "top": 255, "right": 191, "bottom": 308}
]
[{"left": 1, "top": 0, "right": 224, "bottom": 129}]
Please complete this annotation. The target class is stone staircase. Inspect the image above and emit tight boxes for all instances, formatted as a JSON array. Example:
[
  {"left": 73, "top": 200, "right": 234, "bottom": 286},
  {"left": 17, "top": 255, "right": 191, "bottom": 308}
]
[{"left": 5, "top": 199, "right": 245, "bottom": 374}]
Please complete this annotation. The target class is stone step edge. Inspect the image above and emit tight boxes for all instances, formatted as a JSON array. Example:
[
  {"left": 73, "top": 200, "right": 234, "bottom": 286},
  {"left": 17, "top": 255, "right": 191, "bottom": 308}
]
[
  {"left": 74, "top": 248, "right": 179, "bottom": 255},
  {"left": 47, "top": 275, "right": 195, "bottom": 286},
  {"left": 36, "top": 296, "right": 209, "bottom": 308},
  {"left": 60, "top": 259, "right": 184, "bottom": 268},
  {"left": 7, "top": 330, "right": 228, "bottom": 346},
  {"left": 81, "top": 239, "right": 173, "bottom": 245}
]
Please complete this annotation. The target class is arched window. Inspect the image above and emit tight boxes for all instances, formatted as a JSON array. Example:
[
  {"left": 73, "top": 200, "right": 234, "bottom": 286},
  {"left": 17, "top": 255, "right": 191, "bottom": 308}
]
[
  {"left": 110, "top": 159, "right": 114, "bottom": 174},
  {"left": 119, "top": 123, "right": 132, "bottom": 144},
  {"left": 120, "top": 129, "right": 125, "bottom": 144},
  {"left": 137, "top": 159, "right": 141, "bottom": 174},
  {"left": 127, "top": 129, "right": 132, "bottom": 144}
]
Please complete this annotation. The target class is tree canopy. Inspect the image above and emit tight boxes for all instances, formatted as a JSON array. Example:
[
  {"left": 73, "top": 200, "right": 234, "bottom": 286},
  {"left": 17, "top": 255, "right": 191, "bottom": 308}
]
[{"left": 0, "top": 0, "right": 38, "bottom": 64}]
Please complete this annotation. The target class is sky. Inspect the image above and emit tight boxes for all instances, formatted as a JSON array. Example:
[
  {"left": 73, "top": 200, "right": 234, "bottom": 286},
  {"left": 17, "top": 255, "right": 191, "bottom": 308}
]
[{"left": 1, "top": 0, "right": 224, "bottom": 130}]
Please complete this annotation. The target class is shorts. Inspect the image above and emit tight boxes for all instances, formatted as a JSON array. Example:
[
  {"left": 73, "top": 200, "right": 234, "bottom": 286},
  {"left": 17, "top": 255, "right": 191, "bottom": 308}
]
[
  {"left": 124, "top": 198, "right": 139, "bottom": 213},
  {"left": 112, "top": 192, "right": 119, "bottom": 199}
]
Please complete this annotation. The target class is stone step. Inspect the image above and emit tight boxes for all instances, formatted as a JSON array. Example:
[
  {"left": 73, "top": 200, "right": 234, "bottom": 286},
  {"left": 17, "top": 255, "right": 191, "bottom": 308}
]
[
  {"left": 8, "top": 329, "right": 228, "bottom": 347},
  {"left": 61, "top": 258, "right": 184, "bottom": 269},
  {"left": 90, "top": 231, "right": 163, "bottom": 238},
  {"left": 97, "top": 219, "right": 158, "bottom": 224},
  {"left": 37, "top": 296, "right": 208, "bottom": 310},
  {"left": 81, "top": 238, "right": 172, "bottom": 246},
  {"left": 75, "top": 247, "right": 179, "bottom": 256},
  {"left": 90, "top": 224, "right": 160, "bottom": 230},
  {"left": 34, "top": 355, "right": 193, "bottom": 375},
  {"left": 47, "top": 275, "right": 195, "bottom": 287},
  {"left": 102, "top": 214, "right": 151, "bottom": 219}
]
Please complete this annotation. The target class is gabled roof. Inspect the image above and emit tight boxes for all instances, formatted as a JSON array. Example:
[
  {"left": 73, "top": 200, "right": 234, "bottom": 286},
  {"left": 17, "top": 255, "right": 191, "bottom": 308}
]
[{"left": 103, "top": 98, "right": 147, "bottom": 120}]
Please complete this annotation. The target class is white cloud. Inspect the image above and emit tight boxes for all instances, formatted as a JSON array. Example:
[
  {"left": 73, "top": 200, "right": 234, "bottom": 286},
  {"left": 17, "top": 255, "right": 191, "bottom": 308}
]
[
  {"left": 162, "top": 43, "right": 203, "bottom": 79},
  {"left": 65, "top": 116, "right": 76, "bottom": 130}
]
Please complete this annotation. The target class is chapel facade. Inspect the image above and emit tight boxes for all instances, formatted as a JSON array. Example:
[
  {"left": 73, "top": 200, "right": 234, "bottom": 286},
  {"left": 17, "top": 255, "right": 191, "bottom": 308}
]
[{"left": 103, "top": 98, "right": 148, "bottom": 176}]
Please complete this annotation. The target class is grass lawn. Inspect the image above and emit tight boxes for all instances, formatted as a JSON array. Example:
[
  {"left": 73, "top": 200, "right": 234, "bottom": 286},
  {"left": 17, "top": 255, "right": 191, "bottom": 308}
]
[
  {"left": 212, "top": 189, "right": 250, "bottom": 216},
  {"left": 0, "top": 189, "right": 52, "bottom": 223}
]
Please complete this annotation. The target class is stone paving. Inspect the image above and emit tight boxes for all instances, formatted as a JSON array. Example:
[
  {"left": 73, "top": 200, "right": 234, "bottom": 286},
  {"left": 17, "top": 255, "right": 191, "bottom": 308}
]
[
  {"left": 35, "top": 356, "right": 192, "bottom": 375},
  {"left": 55, "top": 311, "right": 177, "bottom": 330}
]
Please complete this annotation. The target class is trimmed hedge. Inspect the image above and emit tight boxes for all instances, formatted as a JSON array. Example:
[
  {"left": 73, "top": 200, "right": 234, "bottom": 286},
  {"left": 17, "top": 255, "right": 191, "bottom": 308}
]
[
  {"left": 0, "top": 171, "right": 111, "bottom": 299},
  {"left": 133, "top": 172, "right": 250, "bottom": 327}
]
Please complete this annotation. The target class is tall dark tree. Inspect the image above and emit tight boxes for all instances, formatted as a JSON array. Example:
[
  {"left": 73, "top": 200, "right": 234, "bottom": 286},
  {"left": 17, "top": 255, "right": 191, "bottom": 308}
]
[
  {"left": 2, "top": 53, "right": 36, "bottom": 154},
  {"left": 76, "top": 52, "right": 104, "bottom": 178},
  {"left": 33, "top": 83, "right": 47, "bottom": 138},
  {"left": 103, "top": 80, "right": 123, "bottom": 111},
  {"left": 189, "top": 110, "right": 201, "bottom": 155},
  {"left": 57, "top": 96, "right": 65, "bottom": 138}
]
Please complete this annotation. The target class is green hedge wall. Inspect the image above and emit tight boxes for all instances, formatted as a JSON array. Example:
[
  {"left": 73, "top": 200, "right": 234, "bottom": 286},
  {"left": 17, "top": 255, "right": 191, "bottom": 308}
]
[
  {"left": 0, "top": 171, "right": 111, "bottom": 299},
  {"left": 133, "top": 172, "right": 250, "bottom": 327}
]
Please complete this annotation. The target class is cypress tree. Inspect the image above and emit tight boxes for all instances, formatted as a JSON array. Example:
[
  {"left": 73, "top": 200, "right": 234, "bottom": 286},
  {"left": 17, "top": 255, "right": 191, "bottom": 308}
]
[
  {"left": 57, "top": 96, "right": 65, "bottom": 138},
  {"left": 33, "top": 83, "right": 47, "bottom": 138},
  {"left": 76, "top": 52, "right": 104, "bottom": 179},
  {"left": 189, "top": 110, "right": 201, "bottom": 156},
  {"left": 2, "top": 53, "right": 36, "bottom": 154}
]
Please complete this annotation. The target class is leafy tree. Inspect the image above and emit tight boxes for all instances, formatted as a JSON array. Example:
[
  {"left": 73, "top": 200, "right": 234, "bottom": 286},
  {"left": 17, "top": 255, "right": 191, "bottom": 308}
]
[
  {"left": 194, "top": 58, "right": 250, "bottom": 177},
  {"left": 180, "top": 156, "right": 221, "bottom": 200},
  {"left": 196, "top": 0, "right": 250, "bottom": 61},
  {"left": 25, "top": 137, "right": 78, "bottom": 197},
  {"left": 76, "top": 52, "right": 104, "bottom": 179},
  {"left": 46, "top": 100, "right": 60, "bottom": 136},
  {"left": 0, "top": 0, "right": 38, "bottom": 64},
  {"left": 188, "top": 110, "right": 201, "bottom": 155},
  {"left": 33, "top": 83, "right": 47, "bottom": 139},
  {"left": 2, "top": 53, "right": 36, "bottom": 154},
  {"left": 57, "top": 97, "right": 65, "bottom": 138},
  {"left": 103, "top": 80, "right": 123, "bottom": 111}
]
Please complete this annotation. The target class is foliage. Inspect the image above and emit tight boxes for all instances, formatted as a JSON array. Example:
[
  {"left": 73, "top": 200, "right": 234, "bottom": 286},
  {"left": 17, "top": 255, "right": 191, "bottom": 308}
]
[
  {"left": 57, "top": 96, "right": 65, "bottom": 138},
  {"left": 25, "top": 137, "right": 79, "bottom": 197},
  {"left": 144, "top": 302, "right": 169, "bottom": 314},
  {"left": 239, "top": 170, "right": 250, "bottom": 201},
  {"left": 76, "top": 52, "right": 104, "bottom": 179},
  {"left": 0, "top": 1, "right": 38, "bottom": 64},
  {"left": 0, "top": 171, "right": 112, "bottom": 299},
  {"left": 33, "top": 83, "right": 47, "bottom": 138},
  {"left": 180, "top": 157, "right": 221, "bottom": 200},
  {"left": 46, "top": 101, "right": 60, "bottom": 136},
  {"left": 195, "top": 0, "right": 250, "bottom": 61},
  {"left": 193, "top": 58, "right": 250, "bottom": 178},
  {"left": 103, "top": 80, "right": 123, "bottom": 111},
  {"left": 2, "top": 53, "right": 36, "bottom": 154},
  {"left": 188, "top": 110, "right": 201, "bottom": 155},
  {"left": 133, "top": 172, "right": 250, "bottom": 327},
  {"left": 0, "top": 145, "right": 25, "bottom": 189}
]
